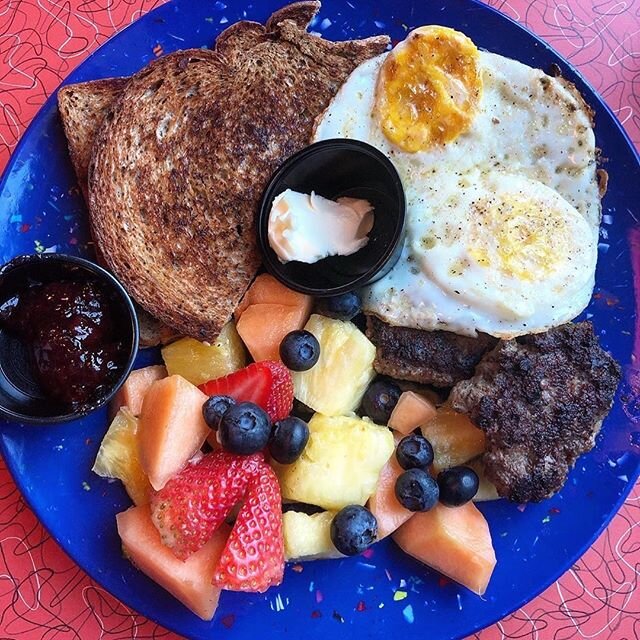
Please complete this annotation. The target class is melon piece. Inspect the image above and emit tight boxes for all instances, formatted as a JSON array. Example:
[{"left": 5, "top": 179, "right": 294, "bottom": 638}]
[
  {"left": 92, "top": 408, "right": 152, "bottom": 506},
  {"left": 276, "top": 413, "right": 394, "bottom": 510},
  {"left": 421, "top": 406, "right": 486, "bottom": 472},
  {"left": 139, "top": 375, "right": 210, "bottom": 490},
  {"left": 388, "top": 391, "right": 437, "bottom": 435},
  {"left": 110, "top": 365, "right": 167, "bottom": 418},
  {"left": 283, "top": 511, "right": 343, "bottom": 561},
  {"left": 235, "top": 273, "right": 312, "bottom": 320},
  {"left": 116, "top": 505, "right": 229, "bottom": 620},
  {"left": 236, "top": 303, "right": 310, "bottom": 362},
  {"left": 161, "top": 321, "right": 246, "bottom": 386},
  {"left": 393, "top": 502, "right": 496, "bottom": 595},
  {"left": 367, "top": 435, "right": 412, "bottom": 538}
]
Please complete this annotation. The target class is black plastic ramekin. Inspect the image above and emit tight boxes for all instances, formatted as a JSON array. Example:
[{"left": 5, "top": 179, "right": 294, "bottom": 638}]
[
  {"left": 257, "top": 139, "right": 406, "bottom": 297},
  {"left": 0, "top": 253, "right": 139, "bottom": 424}
]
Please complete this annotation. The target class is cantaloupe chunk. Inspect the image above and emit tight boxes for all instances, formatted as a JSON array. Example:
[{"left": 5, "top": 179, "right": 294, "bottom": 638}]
[
  {"left": 235, "top": 273, "right": 312, "bottom": 320},
  {"left": 393, "top": 502, "right": 496, "bottom": 595},
  {"left": 116, "top": 505, "right": 229, "bottom": 620},
  {"left": 110, "top": 365, "right": 167, "bottom": 418},
  {"left": 139, "top": 375, "right": 210, "bottom": 490},
  {"left": 421, "top": 406, "right": 485, "bottom": 472},
  {"left": 367, "top": 434, "right": 412, "bottom": 538},
  {"left": 388, "top": 391, "right": 437, "bottom": 435},
  {"left": 236, "top": 303, "right": 311, "bottom": 362}
]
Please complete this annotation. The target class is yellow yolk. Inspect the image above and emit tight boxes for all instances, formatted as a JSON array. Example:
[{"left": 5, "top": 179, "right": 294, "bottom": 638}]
[
  {"left": 374, "top": 26, "right": 482, "bottom": 152},
  {"left": 467, "top": 196, "right": 571, "bottom": 283}
]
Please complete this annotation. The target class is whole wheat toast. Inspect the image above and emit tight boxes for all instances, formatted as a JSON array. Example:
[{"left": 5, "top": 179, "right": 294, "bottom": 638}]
[
  {"left": 58, "top": 77, "right": 181, "bottom": 347},
  {"left": 57, "top": 10, "right": 317, "bottom": 348},
  {"left": 87, "top": 2, "right": 389, "bottom": 340},
  {"left": 58, "top": 78, "right": 128, "bottom": 203}
]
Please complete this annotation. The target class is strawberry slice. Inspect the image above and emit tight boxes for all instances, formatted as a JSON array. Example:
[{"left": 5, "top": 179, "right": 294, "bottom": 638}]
[
  {"left": 150, "top": 450, "right": 263, "bottom": 560},
  {"left": 199, "top": 362, "right": 271, "bottom": 404},
  {"left": 260, "top": 361, "right": 294, "bottom": 422},
  {"left": 213, "top": 459, "right": 284, "bottom": 592},
  {"left": 199, "top": 361, "right": 293, "bottom": 422}
]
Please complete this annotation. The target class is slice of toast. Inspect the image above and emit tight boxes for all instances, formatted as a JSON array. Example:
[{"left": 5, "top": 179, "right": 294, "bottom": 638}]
[
  {"left": 58, "top": 78, "right": 129, "bottom": 203},
  {"left": 88, "top": 2, "right": 389, "bottom": 340},
  {"left": 58, "top": 78, "right": 181, "bottom": 347}
]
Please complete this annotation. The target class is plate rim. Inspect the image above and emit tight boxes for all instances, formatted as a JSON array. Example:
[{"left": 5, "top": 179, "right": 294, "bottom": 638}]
[{"left": 0, "top": 0, "right": 639, "bottom": 638}]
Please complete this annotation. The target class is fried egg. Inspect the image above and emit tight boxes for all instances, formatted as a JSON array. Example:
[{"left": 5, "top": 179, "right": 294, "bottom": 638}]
[
  {"left": 375, "top": 26, "right": 483, "bottom": 151},
  {"left": 313, "top": 26, "right": 600, "bottom": 338}
]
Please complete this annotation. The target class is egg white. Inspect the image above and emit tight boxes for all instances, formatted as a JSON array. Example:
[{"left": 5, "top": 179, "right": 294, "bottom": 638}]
[{"left": 313, "top": 48, "right": 600, "bottom": 338}]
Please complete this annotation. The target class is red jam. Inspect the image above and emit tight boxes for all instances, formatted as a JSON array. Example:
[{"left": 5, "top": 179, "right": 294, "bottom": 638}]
[{"left": 0, "top": 279, "right": 125, "bottom": 407}]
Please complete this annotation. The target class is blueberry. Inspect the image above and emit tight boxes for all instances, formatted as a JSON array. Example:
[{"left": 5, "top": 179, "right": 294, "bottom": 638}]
[
  {"left": 269, "top": 416, "right": 310, "bottom": 464},
  {"left": 396, "top": 434, "right": 434, "bottom": 470},
  {"left": 279, "top": 330, "right": 320, "bottom": 371},
  {"left": 395, "top": 468, "right": 439, "bottom": 511},
  {"left": 437, "top": 466, "right": 479, "bottom": 507},
  {"left": 315, "top": 292, "right": 362, "bottom": 321},
  {"left": 219, "top": 401, "right": 272, "bottom": 455},
  {"left": 202, "top": 395, "right": 236, "bottom": 430},
  {"left": 360, "top": 379, "right": 401, "bottom": 423},
  {"left": 330, "top": 505, "right": 377, "bottom": 556}
]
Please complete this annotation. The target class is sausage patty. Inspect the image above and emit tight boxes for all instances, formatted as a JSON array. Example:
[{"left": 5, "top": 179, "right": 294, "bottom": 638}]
[{"left": 449, "top": 322, "right": 620, "bottom": 502}]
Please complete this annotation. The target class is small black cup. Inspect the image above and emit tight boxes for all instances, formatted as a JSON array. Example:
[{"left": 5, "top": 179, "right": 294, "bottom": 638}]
[
  {"left": 257, "top": 139, "right": 406, "bottom": 296},
  {"left": 0, "top": 254, "right": 139, "bottom": 424}
]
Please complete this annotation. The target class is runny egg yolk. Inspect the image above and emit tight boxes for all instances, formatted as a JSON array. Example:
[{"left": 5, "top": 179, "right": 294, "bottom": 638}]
[{"left": 374, "top": 26, "right": 482, "bottom": 152}]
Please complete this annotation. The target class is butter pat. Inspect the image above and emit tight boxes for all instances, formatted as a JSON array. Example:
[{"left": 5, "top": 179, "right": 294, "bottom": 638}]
[{"left": 268, "top": 189, "right": 374, "bottom": 264}]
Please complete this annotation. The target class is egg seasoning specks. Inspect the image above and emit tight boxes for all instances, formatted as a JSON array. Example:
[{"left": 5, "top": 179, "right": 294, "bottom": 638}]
[{"left": 313, "top": 24, "right": 601, "bottom": 339}]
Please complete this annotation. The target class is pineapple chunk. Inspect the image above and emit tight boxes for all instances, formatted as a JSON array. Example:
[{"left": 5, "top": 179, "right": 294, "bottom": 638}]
[
  {"left": 421, "top": 405, "right": 486, "bottom": 472},
  {"left": 283, "top": 511, "right": 343, "bottom": 561},
  {"left": 276, "top": 413, "right": 394, "bottom": 510},
  {"left": 466, "top": 457, "right": 501, "bottom": 502},
  {"left": 161, "top": 321, "right": 246, "bottom": 386},
  {"left": 292, "top": 314, "right": 376, "bottom": 416},
  {"left": 92, "top": 408, "right": 152, "bottom": 506}
]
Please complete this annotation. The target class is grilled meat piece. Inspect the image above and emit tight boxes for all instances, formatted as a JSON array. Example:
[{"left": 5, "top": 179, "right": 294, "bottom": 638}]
[
  {"left": 366, "top": 315, "right": 497, "bottom": 388},
  {"left": 449, "top": 322, "right": 620, "bottom": 502}
]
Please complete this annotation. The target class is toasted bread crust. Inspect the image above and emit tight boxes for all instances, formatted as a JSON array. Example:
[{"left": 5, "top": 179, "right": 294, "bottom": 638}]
[
  {"left": 266, "top": 1, "right": 320, "bottom": 30},
  {"left": 57, "top": 78, "right": 129, "bottom": 201},
  {"left": 89, "top": 5, "right": 389, "bottom": 340}
]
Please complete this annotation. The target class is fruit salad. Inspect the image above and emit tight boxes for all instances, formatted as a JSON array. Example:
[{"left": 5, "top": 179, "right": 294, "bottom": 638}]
[{"left": 93, "top": 274, "right": 498, "bottom": 620}]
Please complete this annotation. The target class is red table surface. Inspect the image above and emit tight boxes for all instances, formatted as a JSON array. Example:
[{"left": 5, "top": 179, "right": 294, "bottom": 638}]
[{"left": 0, "top": 1, "right": 639, "bottom": 638}]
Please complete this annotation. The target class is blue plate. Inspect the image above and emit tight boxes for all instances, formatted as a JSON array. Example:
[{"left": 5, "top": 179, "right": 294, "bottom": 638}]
[{"left": 1, "top": 1, "right": 638, "bottom": 638}]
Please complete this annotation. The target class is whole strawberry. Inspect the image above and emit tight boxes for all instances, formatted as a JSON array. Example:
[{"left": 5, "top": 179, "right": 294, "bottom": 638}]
[
  {"left": 150, "top": 450, "right": 262, "bottom": 560},
  {"left": 213, "top": 459, "right": 284, "bottom": 592}
]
